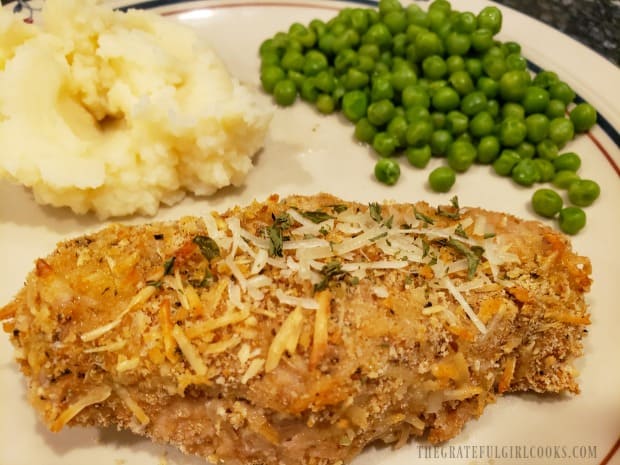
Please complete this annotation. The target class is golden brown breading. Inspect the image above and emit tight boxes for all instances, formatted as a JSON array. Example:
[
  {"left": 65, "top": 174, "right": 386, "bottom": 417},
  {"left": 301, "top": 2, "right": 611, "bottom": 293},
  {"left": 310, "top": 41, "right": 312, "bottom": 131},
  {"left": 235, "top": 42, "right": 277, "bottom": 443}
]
[{"left": 1, "top": 193, "right": 591, "bottom": 465}]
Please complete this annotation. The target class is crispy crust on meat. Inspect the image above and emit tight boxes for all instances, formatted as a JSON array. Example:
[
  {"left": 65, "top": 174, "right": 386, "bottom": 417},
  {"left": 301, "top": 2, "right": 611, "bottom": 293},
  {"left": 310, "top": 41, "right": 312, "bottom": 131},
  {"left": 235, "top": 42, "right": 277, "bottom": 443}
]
[{"left": 1, "top": 193, "right": 591, "bottom": 465}]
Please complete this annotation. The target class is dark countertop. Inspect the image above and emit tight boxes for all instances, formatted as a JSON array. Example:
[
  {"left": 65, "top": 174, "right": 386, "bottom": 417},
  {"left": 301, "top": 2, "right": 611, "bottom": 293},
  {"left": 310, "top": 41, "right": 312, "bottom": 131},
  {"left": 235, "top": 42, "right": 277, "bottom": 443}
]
[{"left": 493, "top": 0, "right": 619, "bottom": 66}]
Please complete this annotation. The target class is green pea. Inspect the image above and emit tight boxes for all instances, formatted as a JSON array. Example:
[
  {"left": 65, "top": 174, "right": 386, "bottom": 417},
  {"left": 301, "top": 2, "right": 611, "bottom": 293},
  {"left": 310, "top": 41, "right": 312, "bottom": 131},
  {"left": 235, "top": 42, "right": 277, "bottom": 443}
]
[
  {"left": 533, "top": 159, "right": 555, "bottom": 182},
  {"left": 303, "top": 50, "right": 328, "bottom": 76},
  {"left": 477, "top": 76, "right": 499, "bottom": 98},
  {"left": 505, "top": 53, "right": 527, "bottom": 71},
  {"left": 354, "top": 117, "right": 377, "bottom": 143},
  {"left": 515, "top": 141, "right": 536, "bottom": 159},
  {"left": 499, "top": 117, "right": 527, "bottom": 147},
  {"left": 358, "top": 43, "right": 380, "bottom": 60},
  {"left": 470, "top": 28, "right": 495, "bottom": 53},
  {"left": 511, "top": 159, "right": 540, "bottom": 186},
  {"left": 493, "top": 149, "right": 521, "bottom": 176},
  {"left": 552, "top": 170, "right": 580, "bottom": 189},
  {"left": 533, "top": 70, "right": 560, "bottom": 89},
  {"left": 445, "top": 32, "right": 471, "bottom": 56},
  {"left": 568, "top": 179, "right": 600, "bottom": 206},
  {"left": 341, "top": 90, "right": 368, "bottom": 122},
  {"left": 502, "top": 102, "right": 525, "bottom": 120},
  {"left": 460, "top": 91, "right": 487, "bottom": 116},
  {"left": 406, "top": 119, "right": 434, "bottom": 147},
  {"left": 402, "top": 85, "right": 430, "bottom": 108},
  {"left": 449, "top": 70, "right": 475, "bottom": 95},
  {"left": 525, "top": 113, "right": 550, "bottom": 143},
  {"left": 430, "top": 129, "right": 453, "bottom": 156},
  {"left": 549, "top": 81, "right": 576, "bottom": 105},
  {"left": 343, "top": 68, "right": 369, "bottom": 90},
  {"left": 546, "top": 99, "right": 567, "bottom": 119},
  {"left": 273, "top": 79, "right": 297, "bottom": 106},
  {"left": 392, "top": 33, "right": 408, "bottom": 56},
  {"left": 261, "top": 65, "right": 286, "bottom": 93},
  {"left": 260, "top": 50, "right": 280, "bottom": 67},
  {"left": 482, "top": 56, "right": 507, "bottom": 80},
  {"left": 332, "top": 79, "right": 346, "bottom": 104},
  {"left": 334, "top": 49, "right": 359, "bottom": 73},
  {"left": 553, "top": 152, "right": 581, "bottom": 172},
  {"left": 384, "top": 10, "right": 408, "bottom": 34},
  {"left": 287, "top": 70, "right": 305, "bottom": 89},
  {"left": 428, "top": 166, "right": 457, "bottom": 192},
  {"left": 370, "top": 76, "right": 394, "bottom": 102},
  {"left": 548, "top": 117, "right": 575, "bottom": 148},
  {"left": 429, "top": 112, "right": 444, "bottom": 130},
  {"left": 477, "top": 6, "right": 502, "bottom": 34},
  {"left": 521, "top": 86, "right": 550, "bottom": 114},
  {"left": 405, "top": 105, "right": 431, "bottom": 123},
  {"left": 537, "top": 139, "right": 559, "bottom": 160},
  {"left": 499, "top": 70, "right": 530, "bottom": 102},
  {"left": 406, "top": 4, "right": 429, "bottom": 27},
  {"left": 387, "top": 115, "right": 409, "bottom": 146},
  {"left": 368, "top": 99, "right": 395, "bottom": 126},
  {"left": 447, "top": 140, "right": 477, "bottom": 172},
  {"left": 318, "top": 33, "right": 336, "bottom": 54},
  {"left": 486, "top": 99, "right": 500, "bottom": 118},
  {"left": 316, "top": 94, "right": 335, "bottom": 114},
  {"left": 570, "top": 103, "right": 597, "bottom": 132},
  {"left": 415, "top": 31, "right": 443, "bottom": 59},
  {"left": 300, "top": 79, "right": 318, "bottom": 102},
  {"left": 357, "top": 55, "right": 375, "bottom": 73},
  {"left": 432, "top": 87, "right": 460, "bottom": 112},
  {"left": 391, "top": 67, "right": 418, "bottom": 91},
  {"left": 469, "top": 111, "right": 495, "bottom": 137},
  {"left": 363, "top": 23, "right": 393, "bottom": 48},
  {"left": 532, "top": 188, "right": 563, "bottom": 218},
  {"left": 477, "top": 135, "right": 501, "bottom": 163},
  {"left": 455, "top": 11, "right": 477, "bottom": 33},
  {"left": 379, "top": 0, "right": 403, "bottom": 15},
  {"left": 422, "top": 55, "right": 448, "bottom": 80},
  {"left": 558, "top": 207, "right": 586, "bottom": 235},
  {"left": 313, "top": 70, "right": 335, "bottom": 93},
  {"left": 259, "top": 38, "right": 278, "bottom": 57},
  {"left": 350, "top": 8, "right": 370, "bottom": 33},
  {"left": 406, "top": 145, "right": 432, "bottom": 168},
  {"left": 374, "top": 157, "right": 401, "bottom": 185},
  {"left": 372, "top": 132, "right": 399, "bottom": 157},
  {"left": 445, "top": 110, "right": 469, "bottom": 135},
  {"left": 446, "top": 55, "right": 465, "bottom": 73}
]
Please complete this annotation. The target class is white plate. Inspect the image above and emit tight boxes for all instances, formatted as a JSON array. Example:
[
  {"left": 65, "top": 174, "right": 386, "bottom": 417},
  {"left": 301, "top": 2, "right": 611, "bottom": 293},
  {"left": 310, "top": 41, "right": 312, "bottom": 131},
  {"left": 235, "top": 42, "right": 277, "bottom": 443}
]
[{"left": 1, "top": 1, "right": 619, "bottom": 464}]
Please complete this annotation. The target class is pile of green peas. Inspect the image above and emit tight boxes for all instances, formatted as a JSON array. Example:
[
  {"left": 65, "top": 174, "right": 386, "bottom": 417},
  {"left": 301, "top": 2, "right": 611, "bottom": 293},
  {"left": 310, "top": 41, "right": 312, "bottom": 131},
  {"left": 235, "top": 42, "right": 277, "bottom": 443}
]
[{"left": 258, "top": 0, "right": 601, "bottom": 234}]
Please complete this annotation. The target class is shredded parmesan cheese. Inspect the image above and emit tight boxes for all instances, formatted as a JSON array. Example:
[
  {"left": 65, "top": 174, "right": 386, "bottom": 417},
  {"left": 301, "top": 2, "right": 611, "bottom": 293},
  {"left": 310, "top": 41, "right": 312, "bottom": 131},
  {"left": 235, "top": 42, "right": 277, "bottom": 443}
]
[
  {"left": 172, "top": 325, "right": 207, "bottom": 376},
  {"left": 442, "top": 277, "right": 487, "bottom": 335},
  {"left": 81, "top": 286, "right": 156, "bottom": 342},
  {"left": 50, "top": 385, "right": 112, "bottom": 432},
  {"left": 115, "top": 385, "right": 150, "bottom": 425},
  {"left": 265, "top": 307, "right": 304, "bottom": 372},
  {"left": 310, "top": 291, "right": 331, "bottom": 369}
]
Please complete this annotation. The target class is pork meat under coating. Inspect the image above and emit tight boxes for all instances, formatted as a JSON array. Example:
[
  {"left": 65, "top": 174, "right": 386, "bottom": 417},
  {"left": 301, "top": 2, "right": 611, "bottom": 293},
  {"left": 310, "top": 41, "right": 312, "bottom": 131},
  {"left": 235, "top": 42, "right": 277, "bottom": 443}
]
[{"left": 1, "top": 194, "right": 591, "bottom": 465}]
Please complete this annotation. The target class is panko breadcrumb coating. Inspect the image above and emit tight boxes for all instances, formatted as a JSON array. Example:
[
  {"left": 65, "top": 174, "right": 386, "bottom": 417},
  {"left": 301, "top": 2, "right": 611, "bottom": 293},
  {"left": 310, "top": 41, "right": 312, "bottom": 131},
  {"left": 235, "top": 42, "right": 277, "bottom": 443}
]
[{"left": 1, "top": 194, "right": 591, "bottom": 465}]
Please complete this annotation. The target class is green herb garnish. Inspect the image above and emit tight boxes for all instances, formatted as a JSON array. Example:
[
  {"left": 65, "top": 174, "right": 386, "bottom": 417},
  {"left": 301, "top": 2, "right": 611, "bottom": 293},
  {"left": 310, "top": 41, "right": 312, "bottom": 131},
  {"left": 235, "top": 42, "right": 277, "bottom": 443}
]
[
  {"left": 193, "top": 235, "right": 220, "bottom": 261},
  {"left": 437, "top": 195, "right": 461, "bottom": 220},
  {"left": 300, "top": 210, "right": 334, "bottom": 224},
  {"left": 314, "top": 260, "right": 348, "bottom": 292},
  {"left": 414, "top": 208, "right": 435, "bottom": 225},
  {"left": 370, "top": 231, "right": 388, "bottom": 242},
  {"left": 266, "top": 213, "right": 292, "bottom": 257},
  {"left": 330, "top": 204, "right": 348, "bottom": 214},
  {"left": 163, "top": 256, "right": 176, "bottom": 276},
  {"left": 447, "top": 238, "right": 485, "bottom": 279},
  {"left": 369, "top": 202, "right": 383, "bottom": 223},
  {"left": 483, "top": 232, "right": 496, "bottom": 239},
  {"left": 454, "top": 224, "right": 468, "bottom": 238}
]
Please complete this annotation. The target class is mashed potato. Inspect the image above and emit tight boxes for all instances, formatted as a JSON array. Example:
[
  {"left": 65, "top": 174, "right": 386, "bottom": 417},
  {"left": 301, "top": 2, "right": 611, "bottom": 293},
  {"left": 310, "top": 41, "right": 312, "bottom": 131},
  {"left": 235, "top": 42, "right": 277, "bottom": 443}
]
[{"left": 0, "top": 0, "right": 272, "bottom": 218}]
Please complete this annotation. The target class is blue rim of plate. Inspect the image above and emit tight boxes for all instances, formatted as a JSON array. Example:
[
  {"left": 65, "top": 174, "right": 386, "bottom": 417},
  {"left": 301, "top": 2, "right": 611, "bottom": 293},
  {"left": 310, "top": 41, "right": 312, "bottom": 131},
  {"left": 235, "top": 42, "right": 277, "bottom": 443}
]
[{"left": 116, "top": 0, "right": 620, "bottom": 174}]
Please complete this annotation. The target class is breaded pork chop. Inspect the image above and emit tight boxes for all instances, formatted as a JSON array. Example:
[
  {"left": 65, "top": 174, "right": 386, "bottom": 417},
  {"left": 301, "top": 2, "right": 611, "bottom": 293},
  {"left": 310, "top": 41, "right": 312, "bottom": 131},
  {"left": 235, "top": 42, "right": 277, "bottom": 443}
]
[{"left": 1, "top": 194, "right": 591, "bottom": 465}]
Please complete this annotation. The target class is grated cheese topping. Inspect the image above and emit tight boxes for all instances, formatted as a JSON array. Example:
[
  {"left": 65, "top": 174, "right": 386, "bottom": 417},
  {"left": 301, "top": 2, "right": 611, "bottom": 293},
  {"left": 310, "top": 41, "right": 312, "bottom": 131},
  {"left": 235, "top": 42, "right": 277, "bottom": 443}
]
[{"left": 72, "top": 198, "right": 522, "bottom": 390}]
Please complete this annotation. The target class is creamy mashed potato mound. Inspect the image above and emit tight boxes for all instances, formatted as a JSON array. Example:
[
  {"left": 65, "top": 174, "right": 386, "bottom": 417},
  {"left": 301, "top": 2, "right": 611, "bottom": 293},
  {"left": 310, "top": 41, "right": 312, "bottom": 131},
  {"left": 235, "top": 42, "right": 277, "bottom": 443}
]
[{"left": 0, "top": 0, "right": 272, "bottom": 218}]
